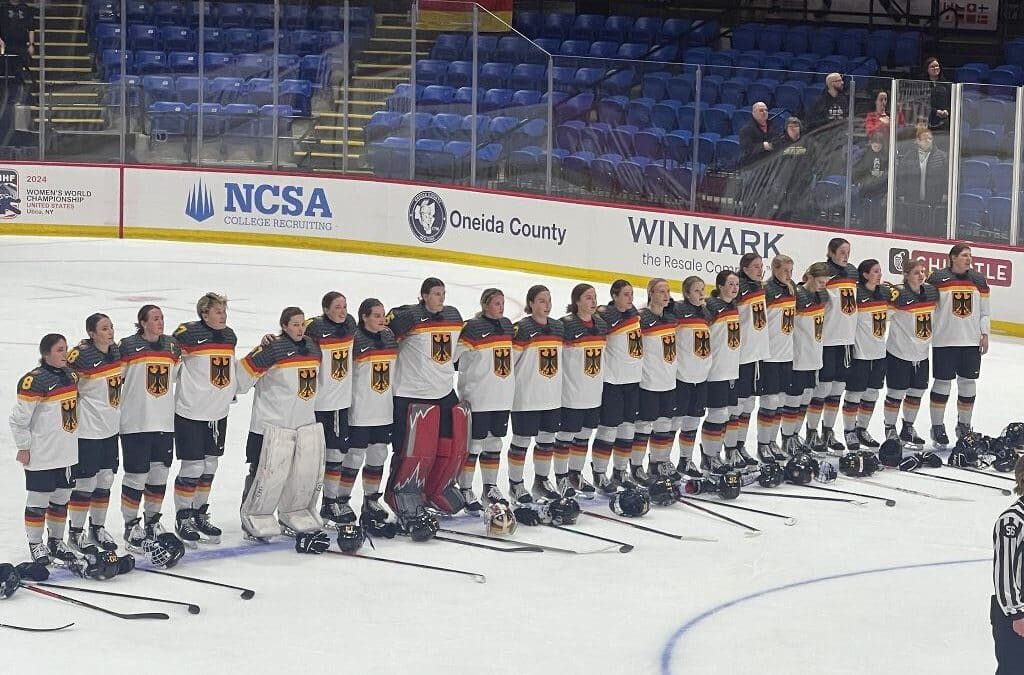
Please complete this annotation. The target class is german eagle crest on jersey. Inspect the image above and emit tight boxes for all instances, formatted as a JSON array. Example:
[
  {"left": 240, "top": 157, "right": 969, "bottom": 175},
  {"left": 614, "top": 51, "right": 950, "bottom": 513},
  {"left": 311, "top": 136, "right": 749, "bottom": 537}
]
[
  {"left": 727, "top": 320, "right": 740, "bottom": 350},
  {"left": 297, "top": 368, "right": 317, "bottom": 400},
  {"left": 431, "top": 333, "right": 452, "bottom": 364},
  {"left": 61, "top": 398, "right": 78, "bottom": 433},
  {"left": 147, "top": 364, "right": 170, "bottom": 397},
  {"left": 584, "top": 347, "right": 601, "bottom": 377},
  {"left": 693, "top": 329, "right": 710, "bottom": 359},
  {"left": 210, "top": 355, "right": 231, "bottom": 389},
  {"left": 781, "top": 308, "right": 794, "bottom": 334},
  {"left": 915, "top": 312, "right": 932, "bottom": 340},
  {"left": 107, "top": 374, "right": 123, "bottom": 408},
  {"left": 814, "top": 315, "right": 824, "bottom": 342},
  {"left": 872, "top": 311, "right": 887, "bottom": 338},
  {"left": 952, "top": 291, "right": 973, "bottom": 317},
  {"left": 539, "top": 347, "right": 558, "bottom": 378},
  {"left": 331, "top": 348, "right": 349, "bottom": 381},
  {"left": 662, "top": 334, "right": 676, "bottom": 363},
  {"left": 752, "top": 301, "right": 767, "bottom": 330},
  {"left": 627, "top": 329, "right": 643, "bottom": 359},
  {"left": 840, "top": 287, "right": 856, "bottom": 315},
  {"left": 493, "top": 347, "right": 511, "bottom": 378},
  {"left": 371, "top": 361, "right": 390, "bottom": 393}
]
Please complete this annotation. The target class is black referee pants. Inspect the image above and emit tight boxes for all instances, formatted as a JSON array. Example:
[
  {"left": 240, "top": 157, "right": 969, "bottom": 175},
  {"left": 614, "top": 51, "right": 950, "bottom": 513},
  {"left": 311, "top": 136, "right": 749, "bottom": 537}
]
[{"left": 992, "top": 596, "right": 1024, "bottom": 674}]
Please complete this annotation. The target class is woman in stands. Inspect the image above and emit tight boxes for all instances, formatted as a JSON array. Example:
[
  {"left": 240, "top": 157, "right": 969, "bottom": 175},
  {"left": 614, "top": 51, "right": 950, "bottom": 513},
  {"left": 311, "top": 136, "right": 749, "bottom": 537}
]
[
  {"left": 863, "top": 89, "right": 904, "bottom": 138},
  {"left": 554, "top": 284, "right": 607, "bottom": 498},
  {"left": 509, "top": 285, "right": 565, "bottom": 503},
  {"left": 842, "top": 259, "right": 889, "bottom": 452},
  {"left": 633, "top": 278, "right": 679, "bottom": 484},
  {"left": 593, "top": 280, "right": 643, "bottom": 495},
  {"left": 924, "top": 57, "right": 951, "bottom": 149},
  {"left": 809, "top": 238, "right": 858, "bottom": 454},
  {"left": 699, "top": 270, "right": 742, "bottom": 476},
  {"left": 673, "top": 276, "right": 713, "bottom": 478},
  {"left": 735, "top": 253, "right": 769, "bottom": 470},
  {"left": 454, "top": 288, "right": 516, "bottom": 509}
]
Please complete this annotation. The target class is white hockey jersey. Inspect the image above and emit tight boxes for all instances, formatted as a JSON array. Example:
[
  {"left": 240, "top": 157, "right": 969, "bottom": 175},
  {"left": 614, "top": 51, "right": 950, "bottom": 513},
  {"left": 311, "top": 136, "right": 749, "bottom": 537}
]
[
  {"left": 237, "top": 335, "right": 321, "bottom": 434},
  {"left": 9, "top": 364, "right": 79, "bottom": 470},
  {"left": 67, "top": 340, "right": 122, "bottom": 440},
  {"left": 118, "top": 334, "right": 181, "bottom": 434},
  {"left": 173, "top": 320, "right": 238, "bottom": 422}
]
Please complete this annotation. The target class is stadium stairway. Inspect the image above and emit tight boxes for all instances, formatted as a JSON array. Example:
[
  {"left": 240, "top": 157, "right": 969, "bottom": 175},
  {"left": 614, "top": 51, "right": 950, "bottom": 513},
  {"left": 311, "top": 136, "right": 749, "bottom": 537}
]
[{"left": 296, "top": 10, "right": 436, "bottom": 172}]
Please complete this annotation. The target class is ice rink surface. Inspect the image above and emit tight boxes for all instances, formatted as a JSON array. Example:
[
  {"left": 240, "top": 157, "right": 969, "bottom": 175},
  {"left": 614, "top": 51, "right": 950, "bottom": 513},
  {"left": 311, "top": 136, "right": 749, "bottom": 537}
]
[{"left": 0, "top": 236, "right": 1013, "bottom": 674}]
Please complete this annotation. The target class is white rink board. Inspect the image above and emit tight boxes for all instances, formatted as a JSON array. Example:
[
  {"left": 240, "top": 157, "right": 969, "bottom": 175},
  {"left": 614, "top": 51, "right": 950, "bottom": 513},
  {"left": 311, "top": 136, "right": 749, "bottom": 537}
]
[
  {"left": 0, "top": 163, "right": 119, "bottom": 230},
  {"left": 120, "top": 165, "right": 1024, "bottom": 330}
]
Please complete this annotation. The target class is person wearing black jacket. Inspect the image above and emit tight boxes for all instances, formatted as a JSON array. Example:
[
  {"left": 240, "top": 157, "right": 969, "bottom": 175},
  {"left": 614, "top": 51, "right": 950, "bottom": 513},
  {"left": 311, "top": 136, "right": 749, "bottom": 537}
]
[
  {"left": 992, "top": 459, "right": 1024, "bottom": 674},
  {"left": 924, "top": 57, "right": 951, "bottom": 143},
  {"left": 770, "top": 117, "right": 815, "bottom": 222},
  {"left": 895, "top": 127, "right": 948, "bottom": 237},
  {"left": 853, "top": 132, "right": 889, "bottom": 231},
  {"left": 739, "top": 102, "right": 774, "bottom": 167}
]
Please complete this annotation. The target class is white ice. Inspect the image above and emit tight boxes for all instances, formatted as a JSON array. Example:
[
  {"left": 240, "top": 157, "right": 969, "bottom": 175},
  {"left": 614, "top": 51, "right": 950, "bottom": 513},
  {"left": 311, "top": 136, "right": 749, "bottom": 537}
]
[{"left": 0, "top": 236, "right": 1012, "bottom": 674}]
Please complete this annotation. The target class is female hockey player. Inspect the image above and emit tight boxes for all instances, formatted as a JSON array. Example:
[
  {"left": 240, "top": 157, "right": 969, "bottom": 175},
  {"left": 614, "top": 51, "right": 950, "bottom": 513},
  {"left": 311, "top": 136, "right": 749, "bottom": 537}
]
[
  {"left": 634, "top": 278, "right": 679, "bottom": 483},
  {"left": 735, "top": 253, "right": 770, "bottom": 469},
  {"left": 11, "top": 334, "right": 80, "bottom": 565},
  {"left": 842, "top": 260, "right": 888, "bottom": 452},
  {"left": 454, "top": 288, "right": 516, "bottom": 509},
  {"left": 555, "top": 283, "right": 608, "bottom": 497},
  {"left": 510, "top": 285, "right": 565, "bottom": 502},
  {"left": 673, "top": 276, "right": 713, "bottom": 478},
  {"left": 66, "top": 314, "right": 123, "bottom": 553},
  {"left": 757, "top": 255, "right": 797, "bottom": 463},
  {"left": 782, "top": 263, "right": 830, "bottom": 455},
  {"left": 701, "top": 270, "right": 742, "bottom": 475}
]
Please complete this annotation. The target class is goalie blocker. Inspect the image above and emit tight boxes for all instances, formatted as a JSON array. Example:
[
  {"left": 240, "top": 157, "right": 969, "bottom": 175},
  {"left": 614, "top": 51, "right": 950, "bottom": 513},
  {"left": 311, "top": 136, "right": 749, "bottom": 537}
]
[
  {"left": 385, "top": 402, "right": 471, "bottom": 520},
  {"left": 241, "top": 423, "right": 326, "bottom": 539}
]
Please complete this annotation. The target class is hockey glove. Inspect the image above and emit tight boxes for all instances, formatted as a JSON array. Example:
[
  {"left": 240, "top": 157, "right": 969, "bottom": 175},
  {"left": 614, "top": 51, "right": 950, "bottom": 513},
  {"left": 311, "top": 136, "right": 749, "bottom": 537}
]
[
  {"left": 295, "top": 530, "right": 331, "bottom": 554},
  {"left": 0, "top": 564, "right": 19, "bottom": 599}
]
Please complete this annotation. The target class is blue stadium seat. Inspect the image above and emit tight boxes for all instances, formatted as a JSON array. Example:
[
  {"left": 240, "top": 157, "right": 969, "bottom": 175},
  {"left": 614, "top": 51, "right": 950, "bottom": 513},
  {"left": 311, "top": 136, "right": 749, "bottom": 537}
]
[
  {"left": 554, "top": 92, "right": 594, "bottom": 125},
  {"left": 600, "top": 15, "right": 633, "bottom": 43},
  {"left": 399, "top": 111, "right": 433, "bottom": 139},
  {"left": 511, "top": 89, "right": 543, "bottom": 111},
  {"left": 421, "top": 85, "right": 457, "bottom": 110},
  {"left": 153, "top": 0, "right": 184, "bottom": 26},
  {"left": 571, "top": 14, "right": 605, "bottom": 41},
  {"left": 148, "top": 101, "right": 189, "bottom": 140},
  {"left": 416, "top": 60, "right": 449, "bottom": 86},
  {"left": 159, "top": 26, "right": 194, "bottom": 51},
  {"left": 560, "top": 39, "right": 592, "bottom": 60},
  {"left": 647, "top": 45, "right": 678, "bottom": 64},
  {"left": 496, "top": 36, "right": 528, "bottom": 64},
  {"left": 255, "top": 29, "right": 284, "bottom": 52},
  {"left": 225, "top": 28, "right": 257, "bottom": 53},
  {"left": 600, "top": 67, "right": 636, "bottom": 97},
  {"left": 551, "top": 66, "right": 577, "bottom": 93},
  {"left": 94, "top": 23, "right": 123, "bottom": 51},
  {"left": 320, "top": 31, "right": 344, "bottom": 51},
  {"left": 281, "top": 5, "right": 308, "bottom": 30},
  {"left": 720, "top": 78, "right": 750, "bottom": 107},
  {"left": 664, "top": 131, "right": 693, "bottom": 163},
  {"left": 188, "top": 102, "right": 224, "bottom": 137},
  {"left": 433, "top": 34, "right": 467, "bottom": 61},
  {"left": 608, "top": 127, "right": 637, "bottom": 157},
  {"left": 215, "top": 3, "right": 250, "bottom": 29},
  {"left": 958, "top": 192, "right": 987, "bottom": 229},
  {"left": 513, "top": 10, "right": 543, "bottom": 36},
  {"left": 369, "top": 136, "right": 412, "bottom": 178},
  {"left": 235, "top": 53, "right": 268, "bottom": 79},
  {"left": 590, "top": 153, "right": 623, "bottom": 192},
  {"left": 597, "top": 96, "right": 628, "bottom": 125},
  {"left": 617, "top": 156, "right": 651, "bottom": 195},
  {"left": 574, "top": 67, "right": 605, "bottom": 92},
  {"left": 866, "top": 30, "right": 896, "bottom": 65},
  {"left": 300, "top": 55, "right": 329, "bottom": 91},
  {"left": 961, "top": 159, "right": 992, "bottom": 192},
  {"left": 630, "top": 17, "right": 663, "bottom": 44},
  {"left": 479, "top": 62, "right": 513, "bottom": 89},
  {"left": 201, "top": 52, "right": 233, "bottom": 76},
  {"left": 208, "top": 76, "right": 245, "bottom": 104},
  {"left": 250, "top": 3, "right": 274, "bottom": 29},
  {"left": 703, "top": 106, "right": 732, "bottom": 136},
  {"left": 222, "top": 104, "right": 258, "bottom": 147},
  {"left": 446, "top": 61, "right": 476, "bottom": 89},
  {"left": 990, "top": 66, "right": 1023, "bottom": 87},
  {"left": 993, "top": 162, "right": 1014, "bottom": 195},
  {"left": 730, "top": 108, "right": 751, "bottom": 135},
  {"left": 661, "top": 18, "right": 691, "bottom": 42},
  {"left": 618, "top": 42, "right": 649, "bottom": 61},
  {"left": 666, "top": 75, "right": 695, "bottom": 103},
  {"left": 966, "top": 128, "right": 1002, "bottom": 155},
  {"left": 892, "top": 32, "right": 921, "bottom": 68},
  {"left": 539, "top": 13, "right": 575, "bottom": 40},
  {"left": 626, "top": 98, "right": 655, "bottom": 128},
  {"left": 126, "top": 1, "right": 154, "bottom": 23},
  {"left": 488, "top": 115, "right": 519, "bottom": 142},
  {"left": 100, "top": 49, "right": 133, "bottom": 80},
  {"left": 747, "top": 80, "right": 775, "bottom": 107},
  {"left": 480, "top": 88, "right": 514, "bottom": 113},
  {"left": 510, "top": 63, "right": 545, "bottom": 91},
  {"left": 988, "top": 196, "right": 1012, "bottom": 233},
  {"left": 652, "top": 100, "right": 682, "bottom": 131},
  {"left": 279, "top": 79, "right": 312, "bottom": 116},
  {"left": 716, "top": 136, "right": 742, "bottom": 170},
  {"left": 136, "top": 50, "right": 169, "bottom": 75},
  {"left": 290, "top": 30, "right": 321, "bottom": 56},
  {"left": 175, "top": 75, "right": 205, "bottom": 104},
  {"left": 364, "top": 110, "right": 403, "bottom": 143},
  {"left": 643, "top": 71, "right": 671, "bottom": 101},
  {"left": 588, "top": 40, "right": 619, "bottom": 60},
  {"left": 311, "top": 5, "right": 342, "bottom": 31},
  {"left": 429, "top": 113, "right": 462, "bottom": 140},
  {"left": 129, "top": 25, "right": 160, "bottom": 51},
  {"left": 580, "top": 123, "right": 610, "bottom": 154},
  {"left": 142, "top": 75, "right": 175, "bottom": 107},
  {"left": 731, "top": 24, "right": 758, "bottom": 52},
  {"left": 462, "top": 35, "right": 499, "bottom": 62},
  {"left": 634, "top": 128, "right": 664, "bottom": 160},
  {"left": 758, "top": 26, "right": 784, "bottom": 53}
]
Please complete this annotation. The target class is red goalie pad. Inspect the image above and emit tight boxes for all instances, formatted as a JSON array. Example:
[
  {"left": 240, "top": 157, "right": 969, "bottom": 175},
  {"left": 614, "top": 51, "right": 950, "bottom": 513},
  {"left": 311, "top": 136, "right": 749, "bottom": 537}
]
[
  {"left": 425, "top": 401, "right": 470, "bottom": 514},
  {"left": 384, "top": 404, "right": 440, "bottom": 516}
]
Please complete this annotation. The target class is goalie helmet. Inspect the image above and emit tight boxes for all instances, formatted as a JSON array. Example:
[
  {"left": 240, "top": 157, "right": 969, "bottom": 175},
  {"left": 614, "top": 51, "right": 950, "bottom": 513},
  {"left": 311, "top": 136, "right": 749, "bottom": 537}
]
[
  {"left": 547, "top": 497, "right": 580, "bottom": 526},
  {"left": 718, "top": 470, "right": 742, "bottom": 499},
  {"left": 757, "top": 462, "right": 784, "bottom": 488},
  {"left": 148, "top": 533, "right": 185, "bottom": 569},
  {"left": 647, "top": 477, "right": 678, "bottom": 507},
  {"left": 0, "top": 563, "right": 18, "bottom": 599},
  {"left": 485, "top": 503, "right": 518, "bottom": 537},
  {"left": 609, "top": 487, "right": 651, "bottom": 517},
  {"left": 879, "top": 438, "right": 903, "bottom": 468},
  {"left": 784, "top": 453, "right": 816, "bottom": 485},
  {"left": 337, "top": 523, "right": 366, "bottom": 553},
  {"left": 815, "top": 460, "right": 838, "bottom": 483}
]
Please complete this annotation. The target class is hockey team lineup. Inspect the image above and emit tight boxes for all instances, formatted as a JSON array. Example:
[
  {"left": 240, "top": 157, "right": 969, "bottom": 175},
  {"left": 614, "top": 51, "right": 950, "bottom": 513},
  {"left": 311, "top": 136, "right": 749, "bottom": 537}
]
[{"left": 0, "top": 236, "right": 1013, "bottom": 674}]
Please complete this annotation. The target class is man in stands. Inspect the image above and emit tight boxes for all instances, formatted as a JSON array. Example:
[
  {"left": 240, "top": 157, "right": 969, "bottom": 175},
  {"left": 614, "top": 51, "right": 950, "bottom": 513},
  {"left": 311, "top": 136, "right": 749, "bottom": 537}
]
[
  {"left": 738, "top": 102, "right": 777, "bottom": 218},
  {"left": 770, "top": 117, "right": 815, "bottom": 223}
]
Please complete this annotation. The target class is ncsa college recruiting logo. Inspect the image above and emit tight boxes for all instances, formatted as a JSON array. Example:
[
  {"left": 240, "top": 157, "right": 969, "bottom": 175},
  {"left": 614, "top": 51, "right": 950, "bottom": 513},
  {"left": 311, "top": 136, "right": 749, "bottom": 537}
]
[
  {"left": 0, "top": 168, "right": 22, "bottom": 219},
  {"left": 185, "top": 179, "right": 215, "bottom": 223},
  {"left": 408, "top": 191, "right": 447, "bottom": 244}
]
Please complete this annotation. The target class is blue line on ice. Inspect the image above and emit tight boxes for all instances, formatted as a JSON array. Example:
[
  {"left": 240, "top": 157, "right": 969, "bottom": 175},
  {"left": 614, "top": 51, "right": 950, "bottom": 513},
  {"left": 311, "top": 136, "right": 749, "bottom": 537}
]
[{"left": 659, "top": 557, "right": 988, "bottom": 675}]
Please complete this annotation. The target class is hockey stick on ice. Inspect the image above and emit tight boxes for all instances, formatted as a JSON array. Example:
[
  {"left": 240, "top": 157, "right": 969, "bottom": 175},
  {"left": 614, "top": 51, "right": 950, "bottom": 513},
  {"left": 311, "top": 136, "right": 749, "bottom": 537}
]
[
  {"left": 437, "top": 529, "right": 595, "bottom": 554},
  {"left": 948, "top": 465, "right": 1015, "bottom": 481},
  {"left": 137, "top": 568, "right": 255, "bottom": 599},
  {"left": 686, "top": 497, "right": 797, "bottom": 525},
  {"left": 857, "top": 478, "right": 973, "bottom": 501},
  {"left": 674, "top": 497, "right": 762, "bottom": 536},
  {"left": 432, "top": 534, "right": 542, "bottom": 553},
  {"left": 0, "top": 621, "right": 74, "bottom": 632},
  {"left": 21, "top": 584, "right": 169, "bottom": 620},
  {"left": 798, "top": 483, "right": 896, "bottom": 506},
  {"left": 327, "top": 550, "right": 486, "bottom": 583},
  {"left": 904, "top": 470, "right": 1013, "bottom": 495},
  {"left": 581, "top": 511, "right": 718, "bottom": 541},
  {"left": 547, "top": 524, "right": 634, "bottom": 552},
  {"left": 742, "top": 490, "right": 867, "bottom": 506},
  {"left": 35, "top": 582, "right": 201, "bottom": 614}
]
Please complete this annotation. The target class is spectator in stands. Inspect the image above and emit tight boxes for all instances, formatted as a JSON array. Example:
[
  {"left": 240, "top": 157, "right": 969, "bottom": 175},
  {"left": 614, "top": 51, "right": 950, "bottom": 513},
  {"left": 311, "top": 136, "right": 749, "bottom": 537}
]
[
  {"left": 854, "top": 131, "right": 889, "bottom": 231},
  {"left": 810, "top": 72, "right": 848, "bottom": 130},
  {"left": 864, "top": 90, "right": 905, "bottom": 140},
  {"left": 738, "top": 101, "right": 774, "bottom": 167},
  {"left": 895, "top": 127, "right": 948, "bottom": 237},
  {"left": 771, "top": 116, "right": 815, "bottom": 222},
  {"left": 0, "top": 0, "right": 36, "bottom": 99},
  {"left": 924, "top": 57, "right": 951, "bottom": 150}
]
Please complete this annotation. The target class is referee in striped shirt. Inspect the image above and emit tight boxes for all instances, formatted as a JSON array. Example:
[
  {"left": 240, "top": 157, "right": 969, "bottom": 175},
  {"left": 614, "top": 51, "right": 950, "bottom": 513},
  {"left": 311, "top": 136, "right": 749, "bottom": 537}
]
[{"left": 993, "top": 457, "right": 1024, "bottom": 673}]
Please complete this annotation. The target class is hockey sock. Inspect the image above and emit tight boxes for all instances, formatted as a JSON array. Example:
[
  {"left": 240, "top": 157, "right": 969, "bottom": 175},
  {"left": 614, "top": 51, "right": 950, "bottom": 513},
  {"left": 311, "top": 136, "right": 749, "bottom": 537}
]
[
  {"left": 612, "top": 422, "right": 635, "bottom": 471},
  {"left": 671, "top": 415, "right": 683, "bottom": 433},
  {"left": 725, "top": 412, "right": 740, "bottom": 450},
  {"left": 883, "top": 390, "right": 906, "bottom": 427},
  {"left": 569, "top": 430, "right": 591, "bottom": 472},
  {"left": 143, "top": 462, "right": 169, "bottom": 517},
  {"left": 91, "top": 468, "right": 114, "bottom": 527},
  {"left": 533, "top": 432, "right": 555, "bottom": 479},
  {"left": 120, "top": 472, "right": 146, "bottom": 522},
  {"left": 858, "top": 389, "right": 878, "bottom": 429},
  {"left": 822, "top": 385, "right": 843, "bottom": 429},
  {"left": 799, "top": 388, "right": 813, "bottom": 429},
  {"left": 737, "top": 396, "right": 755, "bottom": 446},
  {"left": 701, "top": 408, "right": 729, "bottom": 460},
  {"left": 25, "top": 491, "right": 48, "bottom": 543},
  {"left": 757, "top": 395, "right": 779, "bottom": 444},
  {"left": 930, "top": 378, "right": 952, "bottom": 426},
  {"left": 552, "top": 434, "right": 572, "bottom": 476},
  {"left": 69, "top": 475, "right": 95, "bottom": 531},
  {"left": 362, "top": 443, "right": 387, "bottom": 495},
  {"left": 904, "top": 389, "right": 924, "bottom": 424},
  {"left": 47, "top": 488, "right": 71, "bottom": 540},
  {"left": 592, "top": 426, "right": 616, "bottom": 475},
  {"left": 842, "top": 391, "right": 862, "bottom": 432},
  {"left": 323, "top": 461, "right": 343, "bottom": 501},
  {"left": 460, "top": 439, "right": 484, "bottom": 489},
  {"left": 806, "top": 395, "right": 825, "bottom": 431},
  {"left": 631, "top": 421, "right": 652, "bottom": 468},
  {"left": 173, "top": 459, "right": 203, "bottom": 512},
  {"left": 195, "top": 456, "right": 218, "bottom": 509},
  {"left": 339, "top": 447, "right": 365, "bottom": 499},
  {"left": 956, "top": 377, "right": 977, "bottom": 427},
  {"left": 509, "top": 436, "right": 530, "bottom": 483},
  {"left": 650, "top": 418, "right": 673, "bottom": 464},
  {"left": 679, "top": 415, "right": 700, "bottom": 463},
  {"left": 781, "top": 394, "right": 802, "bottom": 437},
  {"left": 480, "top": 436, "right": 502, "bottom": 485}
]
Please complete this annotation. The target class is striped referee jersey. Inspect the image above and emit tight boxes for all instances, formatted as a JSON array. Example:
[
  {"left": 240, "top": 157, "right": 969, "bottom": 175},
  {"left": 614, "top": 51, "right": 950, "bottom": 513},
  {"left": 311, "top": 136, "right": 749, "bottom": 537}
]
[{"left": 993, "top": 498, "right": 1024, "bottom": 619}]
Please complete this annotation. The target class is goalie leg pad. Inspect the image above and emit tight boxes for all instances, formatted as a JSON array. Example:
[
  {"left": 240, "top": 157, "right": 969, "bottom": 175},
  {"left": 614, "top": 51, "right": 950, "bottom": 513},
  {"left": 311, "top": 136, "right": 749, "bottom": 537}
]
[
  {"left": 278, "top": 423, "right": 327, "bottom": 534},
  {"left": 240, "top": 425, "right": 296, "bottom": 538},
  {"left": 384, "top": 404, "right": 440, "bottom": 518},
  {"left": 425, "top": 401, "right": 471, "bottom": 514}
]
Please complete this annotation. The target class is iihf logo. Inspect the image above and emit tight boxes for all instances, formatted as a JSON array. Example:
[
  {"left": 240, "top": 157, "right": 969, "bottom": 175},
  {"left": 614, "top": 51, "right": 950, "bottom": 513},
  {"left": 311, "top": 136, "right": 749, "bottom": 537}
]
[
  {"left": 0, "top": 168, "right": 22, "bottom": 219},
  {"left": 408, "top": 191, "right": 446, "bottom": 244},
  {"left": 185, "top": 179, "right": 215, "bottom": 223}
]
